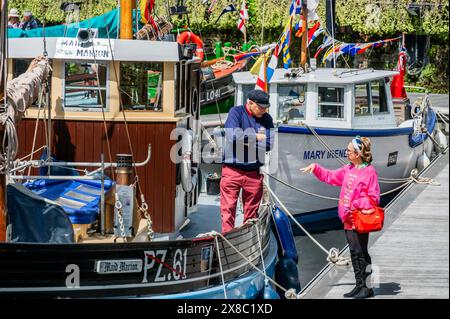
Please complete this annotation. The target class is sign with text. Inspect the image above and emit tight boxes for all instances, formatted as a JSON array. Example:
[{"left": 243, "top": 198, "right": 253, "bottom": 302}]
[{"left": 55, "top": 37, "right": 114, "bottom": 60}]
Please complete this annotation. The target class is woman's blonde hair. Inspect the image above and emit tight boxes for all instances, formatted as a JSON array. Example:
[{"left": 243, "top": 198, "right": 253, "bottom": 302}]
[{"left": 360, "top": 137, "right": 373, "bottom": 164}]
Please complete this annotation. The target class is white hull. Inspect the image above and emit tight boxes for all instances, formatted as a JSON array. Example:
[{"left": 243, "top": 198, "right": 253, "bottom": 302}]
[{"left": 267, "top": 127, "right": 431, "bottom": 217}]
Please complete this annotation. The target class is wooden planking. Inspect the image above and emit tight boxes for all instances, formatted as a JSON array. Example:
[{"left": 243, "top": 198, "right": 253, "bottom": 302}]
[
  {"left": 17, "top": 119, "right": 177, "bottom": 233},
  {"left": 301, "top": 153, "right": 449, "bottom": 299}
]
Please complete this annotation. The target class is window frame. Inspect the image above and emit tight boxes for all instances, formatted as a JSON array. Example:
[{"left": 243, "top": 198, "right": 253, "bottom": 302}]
[
  {"left": 317, "top": 86, "right": 346, "bottom": 120},
  {"left": 277, "top": 84, "right": 307, "bottom": 122},
  {"left": 354, "top": 80, "right": 390, "bottom": 117},
  {"left": 119, "top": 61, "right": 164, "bottom": 112},
  {"left": 62, "top": 60, "right": 110, "bottom": 112}
]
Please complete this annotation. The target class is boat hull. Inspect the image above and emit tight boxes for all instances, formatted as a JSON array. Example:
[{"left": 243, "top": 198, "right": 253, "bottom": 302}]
[
  {"left": 0, "top": 204, "right": 275, "bottom": 299},
  {"left": 268, "top": 126, "right": 427, "bottom": 217}
]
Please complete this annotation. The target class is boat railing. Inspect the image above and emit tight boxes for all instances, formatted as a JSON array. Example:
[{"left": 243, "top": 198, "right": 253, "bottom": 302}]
[{"left": 9, "top": 144, "right": 152, "bottom": 179}]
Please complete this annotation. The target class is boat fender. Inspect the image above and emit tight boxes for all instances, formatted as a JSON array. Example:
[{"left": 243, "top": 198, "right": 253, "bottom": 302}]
[
  {"left": 177, "top": 31, "right": 205, "bottom": 62},
  {"left": 181, "top": 129, "right": 198, "bottom": 193},
  {"left": 416, "top": 151, "right": 430, "bottom": 172},
  {"left": 272, "top": 206, "right": 298, "bottom": 264},
  {"left": 262, "top": 280, "right": 280, "bottom": 299},
  {"left": 274, "top": 254, "right": 301, "bottom": 299},
  {"left": 434, "top": 128, "right": 448, "bottom": 153}
]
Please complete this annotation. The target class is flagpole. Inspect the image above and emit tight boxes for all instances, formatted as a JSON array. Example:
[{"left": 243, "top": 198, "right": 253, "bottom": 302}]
[
  {"left": 329, "top": 0, "right": 336, "bottom": 71},
  {"left": 300, "top": 0, "right": 308, "bottom": 70}
]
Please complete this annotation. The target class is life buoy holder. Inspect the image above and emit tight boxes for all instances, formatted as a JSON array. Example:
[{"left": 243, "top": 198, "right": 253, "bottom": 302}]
[{"left": 177, "top": 31, "right": 205, "bottom": 62}]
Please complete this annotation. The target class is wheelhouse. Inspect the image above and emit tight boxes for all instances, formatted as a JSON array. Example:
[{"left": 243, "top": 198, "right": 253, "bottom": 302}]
[{"left": 233, "top": 68, "right": 400, "bottom": 129}]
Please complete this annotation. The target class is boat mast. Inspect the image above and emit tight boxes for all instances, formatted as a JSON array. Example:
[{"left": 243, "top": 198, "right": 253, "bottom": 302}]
[
  {"left": 120, "top": 0, "right": 133, "bottom": 39},
  {"left": 300, "top": 0, "right": 308, "bottom": 70},
  {"left": 326, "top": 0, "right": 336, "bottom": 68}
]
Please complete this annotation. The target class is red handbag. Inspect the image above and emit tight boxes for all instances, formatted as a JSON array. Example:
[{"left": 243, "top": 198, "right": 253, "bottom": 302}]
[{"left": 351, "top": 197, "right": 384, "bottom": 233}]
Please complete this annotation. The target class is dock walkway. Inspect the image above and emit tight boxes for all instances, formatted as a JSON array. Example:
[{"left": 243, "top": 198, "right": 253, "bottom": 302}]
[{"left": 300, "top": 151, "right": 449, "bottom": 299}]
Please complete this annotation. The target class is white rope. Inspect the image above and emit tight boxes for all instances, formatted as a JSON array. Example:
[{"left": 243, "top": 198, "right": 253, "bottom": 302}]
[
  {"left": 209, "top": 230, "right": 298, "bottom": 298},
  {"left": 214, "top": 235, "right": 228, "bottom": 299},
  {"left": 263, "top": 180, "right": 350, "bottom": 267},
  {"left": 252, "top": 219, "right": 267, "bottom": 280},
  {"left": 300, "top": 121, "right": 414, "bottom": 183},
  {"left": 265, "top": 172, "right": 339, "bottom": 201}
]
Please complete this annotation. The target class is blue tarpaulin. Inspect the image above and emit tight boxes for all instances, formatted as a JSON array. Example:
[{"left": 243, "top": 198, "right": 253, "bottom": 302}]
[
  {"left": 8, "top": 9, "right": 142, "bottom": 39},
  {"left": 25, "top": 179, "right": 114, "bottom": 225},
  {"left": 7, "top": 183, "right": 75, "bottom": 243}
]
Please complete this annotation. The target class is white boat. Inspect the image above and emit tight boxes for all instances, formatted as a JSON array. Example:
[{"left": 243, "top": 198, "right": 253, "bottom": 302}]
[{"left": 220, "top": 66, "right": 445, "bottom": 224}]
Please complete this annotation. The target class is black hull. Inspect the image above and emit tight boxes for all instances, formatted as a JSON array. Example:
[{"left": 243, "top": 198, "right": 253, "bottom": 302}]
[
  {"left": 200, "top": 74, "right": 236, "bottom": 107},
  {"left": 0, "top": 206, "right": 272, "bottom": 298}
]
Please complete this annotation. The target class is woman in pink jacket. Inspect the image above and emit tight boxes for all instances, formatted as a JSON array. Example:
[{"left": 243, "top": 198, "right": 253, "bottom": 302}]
[{"left": 301, "top": 136, "right": 380, "bottom": 299}]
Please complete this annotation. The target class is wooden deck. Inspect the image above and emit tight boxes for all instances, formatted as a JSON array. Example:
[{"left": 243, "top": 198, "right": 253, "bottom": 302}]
[{"left": 300, "top": 150, "right": 449, "bottom": 299}]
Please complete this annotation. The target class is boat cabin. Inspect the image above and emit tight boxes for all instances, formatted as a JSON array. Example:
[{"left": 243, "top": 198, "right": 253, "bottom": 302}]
[
  {"left": 7, "top": 36, "right": 201, "bottom": 235},
  {"left": 233, "top": 68, "right": 400, "bottom": 129}
]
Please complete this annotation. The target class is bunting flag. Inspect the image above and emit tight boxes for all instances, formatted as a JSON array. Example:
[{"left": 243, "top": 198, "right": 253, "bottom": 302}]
[
  {"left": 237, "top": 0, "right": 249, "bottom": 37},
  {"left": 214, "top": 4, "right": 237, "bottom": 24},
  {"left": 289, "top": 0, "right": 302, "bottom": 17},
  {"left": 235, "top": 51, "right": 263, "bottom": 62},
  {"left": 307, "top": 22, "right": 323, "bottom": 46},
  {"left": 266, "top": 44, "right": 279, "bottom": 82},
  {"left": 279, "top": 17, "right": 293, "bottom": 69},
  {"left": 294, "top": 16, "right": 305, "bottom": 38},
  {"left": 314, "top": 35, "right": 333, "bottom": 58},
  {"left": 315, "top": 34, "right": 401, "bottom": 63},
  {"left": 255, "top": 53, "right": 268, "bottom": 92}
]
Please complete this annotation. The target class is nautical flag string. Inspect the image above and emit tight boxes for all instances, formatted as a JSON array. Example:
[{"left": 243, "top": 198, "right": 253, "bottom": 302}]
[
  {"left": 289, "top": 0, "right": 301, "bottom": 17},
  {"left": 307, "top": 22, "right": 323, "bottom": 47},
  {"left": 279, "top": 17, "right": 293, "bottom": 69},
  {"left": 255, "top": 52, "right": 268, "bottom": 92},
  {"left": 313, "top": 33, "right": 402, "bottom": 63},
  {"left": 266, "top": 44, "right": 279, "bottom": 82}
]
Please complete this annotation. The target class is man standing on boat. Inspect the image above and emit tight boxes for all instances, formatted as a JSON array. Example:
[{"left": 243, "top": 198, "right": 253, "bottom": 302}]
[{"left": 220, "top": 89, "right": 274, "bottom": 233}]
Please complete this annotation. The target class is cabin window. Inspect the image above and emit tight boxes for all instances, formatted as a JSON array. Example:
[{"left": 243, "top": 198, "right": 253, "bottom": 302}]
[
  {"left": 371, "top": 80, "right": 388, "bottom": 114},
  {"left": 354, "top": 83, "right": 370, "bottom": 116},
  {"left": 354, "top": 80, "right": 389, "bottom": 116},
  {"left": 63, "top": 62, "right": 107, "bottom": 110},
  {"left": 242, "top": 85, "right": 255, "bottom": 104},
  {"left": 318, "top": 87, "right": 344, "bottom": 119},
  {"left": 13, "top": 59, "right": 52, "bottom": 108},
  {"left": 278, "top": 85, "right": 306, "bottom": 122},
  {"left": 120, "top": 62, "right": 163, "bottom": 111}
]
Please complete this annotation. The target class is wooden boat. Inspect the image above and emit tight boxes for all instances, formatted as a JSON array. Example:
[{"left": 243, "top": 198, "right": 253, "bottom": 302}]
[{"left": 0, "top": 0, "right": 279, "bottom": 299}]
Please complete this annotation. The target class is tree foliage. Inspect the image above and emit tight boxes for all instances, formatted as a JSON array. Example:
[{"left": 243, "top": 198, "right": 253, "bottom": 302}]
[{"left": 8, "top": 0, "right": 448, "bottom": 92}]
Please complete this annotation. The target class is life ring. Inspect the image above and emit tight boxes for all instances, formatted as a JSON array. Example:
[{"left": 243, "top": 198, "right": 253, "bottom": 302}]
[
  {"left": 180, "top": 129, "right": 198, "bottom": 193},
  {"left": 177, "top": 31, "right": 205, "bottom": 62}
]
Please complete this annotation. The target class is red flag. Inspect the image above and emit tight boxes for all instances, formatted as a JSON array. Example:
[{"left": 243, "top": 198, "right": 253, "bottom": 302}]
[{"left": 390, "top": 50, "right": 407, "bottom": 99}]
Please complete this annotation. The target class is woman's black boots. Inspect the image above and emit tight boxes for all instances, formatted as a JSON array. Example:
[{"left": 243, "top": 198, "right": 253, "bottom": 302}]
[
  {"left": 353, "top": 256, "right": 375, "bottom": 299},
  {"left": 343, "top": 252, "right": 363, "bottom": 297}
]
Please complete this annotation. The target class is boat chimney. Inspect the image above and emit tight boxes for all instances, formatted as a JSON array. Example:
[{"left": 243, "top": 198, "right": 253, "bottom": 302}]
[
  {"left": 115, "top": 154, "right": 134, "bottom": 185},
  {"left": 120, "top": 0, "right": 133, "bottom": 39}
]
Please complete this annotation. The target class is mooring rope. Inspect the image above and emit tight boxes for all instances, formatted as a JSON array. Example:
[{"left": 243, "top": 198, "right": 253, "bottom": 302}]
[
  {"left": 208, "top": 230, "right": 299, "bottom": 299},
  {"left": 263, "top": 180, "right": 350, "bottom": 267}
]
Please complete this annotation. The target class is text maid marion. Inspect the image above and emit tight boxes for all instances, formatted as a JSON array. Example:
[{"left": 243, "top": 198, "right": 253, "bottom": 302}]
[{"left": 55, "top": 38, "right": 114, "bottom": 60}]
